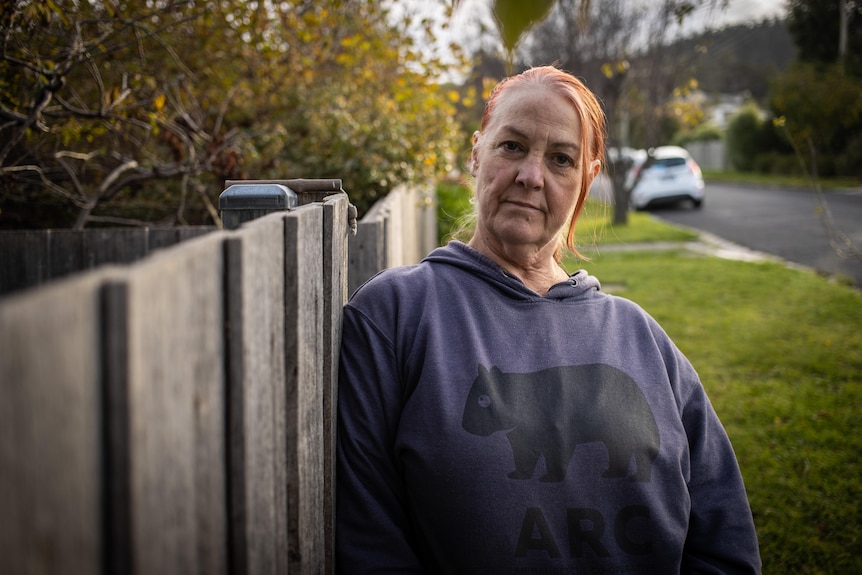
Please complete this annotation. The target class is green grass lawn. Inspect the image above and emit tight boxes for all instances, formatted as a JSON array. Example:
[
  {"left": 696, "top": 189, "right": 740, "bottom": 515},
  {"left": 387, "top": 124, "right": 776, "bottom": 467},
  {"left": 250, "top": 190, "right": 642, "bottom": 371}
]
[
  {"left": 575, "top": 201, "right": 699, "bottom": 245},
  {"left": 563, "top": 216, "right": 862, "bottom": 574}
]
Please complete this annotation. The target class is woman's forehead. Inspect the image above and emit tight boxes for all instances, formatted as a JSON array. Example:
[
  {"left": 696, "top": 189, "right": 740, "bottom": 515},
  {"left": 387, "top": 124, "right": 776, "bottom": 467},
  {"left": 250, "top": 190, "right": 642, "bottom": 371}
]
[{"left": 486, "top": 85, "right": 582, "bottom": 135}]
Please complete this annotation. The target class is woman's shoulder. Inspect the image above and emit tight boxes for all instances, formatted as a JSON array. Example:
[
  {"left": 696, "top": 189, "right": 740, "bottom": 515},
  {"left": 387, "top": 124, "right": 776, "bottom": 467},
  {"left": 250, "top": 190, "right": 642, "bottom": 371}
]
[
  {"left": 351, "top": 261, "right": 433, "bottom": 298},
  {"left": 346, "top": 260, "right": 447, "bottom": 325},
  {"left": 349, "top": 242, "right": 477, "bottom": 304},
  {"left": 595, "top": 289, "right": 672, "bottom": 337}
]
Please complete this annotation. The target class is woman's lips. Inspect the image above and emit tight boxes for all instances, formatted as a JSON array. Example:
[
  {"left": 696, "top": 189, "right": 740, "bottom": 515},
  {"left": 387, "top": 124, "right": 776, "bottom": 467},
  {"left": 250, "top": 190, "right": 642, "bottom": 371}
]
[{"left": 505, "top": 200, "right": 542, "bottom": 211}]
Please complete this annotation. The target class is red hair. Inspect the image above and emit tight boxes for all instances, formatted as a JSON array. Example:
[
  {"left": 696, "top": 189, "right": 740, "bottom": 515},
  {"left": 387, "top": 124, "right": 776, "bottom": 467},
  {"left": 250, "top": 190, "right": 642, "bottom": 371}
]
[{"left": 479, "top": 66, "right": 607, "bottom": 260}]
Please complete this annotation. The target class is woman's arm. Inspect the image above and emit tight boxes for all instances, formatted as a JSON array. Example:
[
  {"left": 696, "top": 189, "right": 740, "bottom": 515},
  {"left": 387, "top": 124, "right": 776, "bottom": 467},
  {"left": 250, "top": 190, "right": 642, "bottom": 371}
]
[
  {"left": 680, "top": 382, "right": 762, "bottom": 574},
  {"left": 336, "top": 305, "right": 425, "bottom": 574}
]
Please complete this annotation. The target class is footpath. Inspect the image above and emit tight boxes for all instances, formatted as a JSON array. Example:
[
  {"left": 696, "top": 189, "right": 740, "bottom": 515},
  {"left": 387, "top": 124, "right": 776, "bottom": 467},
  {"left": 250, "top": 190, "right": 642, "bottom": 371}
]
[
  {"left": 580, "top": 233, "right": 825, "bottom": 294},
  {"left": 588, "top": 231, "right": 789, "bottom": 265}
]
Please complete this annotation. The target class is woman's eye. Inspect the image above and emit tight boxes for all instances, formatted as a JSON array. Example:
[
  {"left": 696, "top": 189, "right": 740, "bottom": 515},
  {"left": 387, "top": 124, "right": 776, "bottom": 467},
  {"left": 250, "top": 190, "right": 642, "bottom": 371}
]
[
  {"left": 501, "top": 141, "right": 521, "bottom": 153},
  {"left": 551, "top": 154, "right": 574, "bottom": 168}
]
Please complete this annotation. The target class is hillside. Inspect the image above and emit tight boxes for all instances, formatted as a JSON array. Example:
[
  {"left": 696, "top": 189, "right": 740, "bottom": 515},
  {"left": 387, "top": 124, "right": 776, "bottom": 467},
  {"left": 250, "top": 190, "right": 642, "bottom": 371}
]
[{"left": 676, "top": 19, "right": 797, "bottom": 99}]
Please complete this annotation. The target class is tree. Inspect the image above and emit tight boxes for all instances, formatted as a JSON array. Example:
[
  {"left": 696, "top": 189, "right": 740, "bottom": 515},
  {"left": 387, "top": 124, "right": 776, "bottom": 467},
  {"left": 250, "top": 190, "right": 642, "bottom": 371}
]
[
  {"left": 770, "top": 0, "right": 862, "bottom": 177},
  {"left": 0, "top": 1, "right": 232, "bottom": 228},
  {"left": 515, "top": 0, "right": 642, "bottom": 224},
  {"left": 770, "top": 62, "right": 862, "bottom": 174},
  {"left": 512, "top": 0, "right": 727, "bottom": 224},
  {"left": 0, "top": 0, "right": 464, "bottom": 228},
  {"left": 787, "top": 0, "right": 862, "bottom": 78},
  {"left": 680, "top": 20, "right": 797, "bottom": 100},
  {"left": 725, "top": 102, "right": 764, "bottom": 172}
]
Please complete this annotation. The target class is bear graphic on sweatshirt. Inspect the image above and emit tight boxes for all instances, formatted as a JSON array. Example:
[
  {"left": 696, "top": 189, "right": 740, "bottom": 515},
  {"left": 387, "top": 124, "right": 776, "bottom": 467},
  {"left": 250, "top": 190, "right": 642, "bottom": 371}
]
[{"left": 461, "top": 364, "right": 660, "bottom": 483}]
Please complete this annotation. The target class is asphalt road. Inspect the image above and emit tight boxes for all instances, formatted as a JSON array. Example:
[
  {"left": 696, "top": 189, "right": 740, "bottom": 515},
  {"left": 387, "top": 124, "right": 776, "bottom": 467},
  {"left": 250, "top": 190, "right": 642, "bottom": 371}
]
[{"left": 647, "top": 182, "right": 862, "bottom": 288}]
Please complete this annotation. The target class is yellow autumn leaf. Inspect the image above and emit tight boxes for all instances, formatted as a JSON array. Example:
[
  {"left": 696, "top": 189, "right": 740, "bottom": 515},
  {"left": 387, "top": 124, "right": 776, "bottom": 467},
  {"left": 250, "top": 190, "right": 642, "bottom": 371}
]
[
  {"left": 154, "top": 94, "right": 166, "bottom": 112},
  {"left": 601, "top": 63, "right": 612, "bottom": 79}
]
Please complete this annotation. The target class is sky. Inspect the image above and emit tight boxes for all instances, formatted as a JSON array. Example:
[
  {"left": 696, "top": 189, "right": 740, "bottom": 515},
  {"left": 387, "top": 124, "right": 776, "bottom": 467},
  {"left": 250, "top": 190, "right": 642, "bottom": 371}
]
[
  {"left": 718, "top": 0, "right": 787, "bottom": 24},
  {"left": 442, "top": 0, "right": 789, "bottom": 44},
  {"left": 398, "top": 0, "right": 790, "bottom": 81},
  {"left": 685, "top": 0, "right": 787, "bottom": 29}
]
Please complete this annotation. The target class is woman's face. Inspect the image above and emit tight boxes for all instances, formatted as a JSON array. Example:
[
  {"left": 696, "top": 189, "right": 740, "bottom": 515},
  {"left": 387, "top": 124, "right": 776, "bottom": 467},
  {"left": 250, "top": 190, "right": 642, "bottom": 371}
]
[{"left": 470, "top": 84, "right": 597, "bottom": 256}]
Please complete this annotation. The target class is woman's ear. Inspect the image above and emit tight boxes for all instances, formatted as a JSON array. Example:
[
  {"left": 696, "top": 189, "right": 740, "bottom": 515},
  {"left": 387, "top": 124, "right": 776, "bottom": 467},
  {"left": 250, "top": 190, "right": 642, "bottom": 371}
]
[
  {"left": 470, "top": 131, "right": 481, "bottom": 176},
  {"left": 589, "top": 158, "right": 601, "bottom": 181}
]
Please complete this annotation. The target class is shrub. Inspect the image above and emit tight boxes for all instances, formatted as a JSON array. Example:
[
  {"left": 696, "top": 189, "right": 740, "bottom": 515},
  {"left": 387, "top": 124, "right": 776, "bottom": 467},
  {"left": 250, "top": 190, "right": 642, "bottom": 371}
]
[
  {"left": 835, "top": 133, "right": 862, "bottom": 178},
  {"left": 770, "top": 63, "right": 862, "bottom": 162},
  {"left": 726, "top": 103, "right": 763, "bottom": 171},
  {"left": 754, "top": 152, "right": 803, "bottom": 177},
  {"left": 673, "top": 122, "right": 724, "bottom": 147},
  {"left": 436, "top": 179, "right": 474, "bottom": 246},
  {"left": 773, "top": 153, "right": 804, "bottom": 176},
  {"left": 814, "top": 155, "right": 837, "bottom": 178}
]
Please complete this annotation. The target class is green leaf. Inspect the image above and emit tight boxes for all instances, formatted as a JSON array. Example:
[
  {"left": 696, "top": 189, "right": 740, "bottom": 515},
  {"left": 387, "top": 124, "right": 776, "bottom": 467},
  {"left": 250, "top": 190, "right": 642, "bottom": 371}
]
[{"left": 493, "top": 0, "right": 555, "bottom": 52}]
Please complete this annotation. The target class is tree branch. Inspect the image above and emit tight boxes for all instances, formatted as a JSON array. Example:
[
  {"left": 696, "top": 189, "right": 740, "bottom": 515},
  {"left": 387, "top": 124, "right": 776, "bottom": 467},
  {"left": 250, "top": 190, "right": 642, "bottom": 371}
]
[
  {"left": 73, "top": 159, "right": 139, "bottom": 229},
  {"left": 0, "top": 164, "right": 88, "bottom": 205}
]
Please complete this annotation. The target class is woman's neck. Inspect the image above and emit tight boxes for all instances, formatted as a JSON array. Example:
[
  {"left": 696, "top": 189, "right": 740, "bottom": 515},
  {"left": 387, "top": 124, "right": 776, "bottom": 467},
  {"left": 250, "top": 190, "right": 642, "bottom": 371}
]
[{"left": 467, "top": 235, "right": 569, "bottom": 296}]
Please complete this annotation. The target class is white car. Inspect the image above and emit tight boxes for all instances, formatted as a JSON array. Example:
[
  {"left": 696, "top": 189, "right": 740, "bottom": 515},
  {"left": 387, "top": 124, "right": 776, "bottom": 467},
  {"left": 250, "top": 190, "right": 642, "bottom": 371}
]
[{"left": 628, "top": 146, "right": 704, "bottom": 210}]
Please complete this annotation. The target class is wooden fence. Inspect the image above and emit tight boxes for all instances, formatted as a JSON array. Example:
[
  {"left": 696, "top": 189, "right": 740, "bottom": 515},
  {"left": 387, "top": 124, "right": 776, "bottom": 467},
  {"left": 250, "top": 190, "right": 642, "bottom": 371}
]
[
  {"left": 347, "top": 183, "right": 436, "bottom": 295},
  {"left": 0, "top": 182, "right": 437, "bottom": 298},
  {"left": 0, "top": 182, "right": 437, "bottom": 575},
  {"left": 686, "top": 140, "right": 727, "bottom": 171}
]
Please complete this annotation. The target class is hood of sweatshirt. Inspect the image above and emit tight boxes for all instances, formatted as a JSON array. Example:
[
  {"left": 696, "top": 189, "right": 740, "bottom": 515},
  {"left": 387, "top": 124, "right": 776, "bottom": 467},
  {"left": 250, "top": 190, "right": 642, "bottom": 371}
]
[{"left": 421, "top": 241, "right": 602, "bottom": 302}]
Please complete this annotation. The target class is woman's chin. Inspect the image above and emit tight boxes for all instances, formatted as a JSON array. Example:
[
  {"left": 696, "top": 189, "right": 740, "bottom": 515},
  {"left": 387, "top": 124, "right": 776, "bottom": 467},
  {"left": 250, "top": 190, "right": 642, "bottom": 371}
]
[{"left": 489, "top": 226, "right": 555, "bottom": 252}]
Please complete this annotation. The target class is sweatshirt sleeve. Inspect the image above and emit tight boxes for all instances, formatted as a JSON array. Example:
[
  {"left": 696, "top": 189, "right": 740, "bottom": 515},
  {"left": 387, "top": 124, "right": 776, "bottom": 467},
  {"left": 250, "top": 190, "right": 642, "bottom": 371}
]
[
  {"left": 679, "top": 379, "right": 762, "bottom": 574},
  {"left": 335, "top": 304, "right": 425, "bottom": 574}
]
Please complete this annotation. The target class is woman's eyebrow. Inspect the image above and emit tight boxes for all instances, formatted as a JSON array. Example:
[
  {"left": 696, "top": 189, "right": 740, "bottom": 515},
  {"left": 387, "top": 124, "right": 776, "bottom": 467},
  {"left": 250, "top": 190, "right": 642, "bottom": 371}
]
[
  {"left": 498, "top": 124, "right": 581, "bottom": 152},
  {"left": 497, "top": 125, "right": 529, "bottom": 140}
]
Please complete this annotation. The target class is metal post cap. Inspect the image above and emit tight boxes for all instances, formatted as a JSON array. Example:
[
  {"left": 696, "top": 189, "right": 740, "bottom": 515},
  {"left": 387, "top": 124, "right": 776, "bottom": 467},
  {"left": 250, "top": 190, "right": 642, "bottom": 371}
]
[{"left": 218, "top": 183, "right": 297, "bottom": 210}]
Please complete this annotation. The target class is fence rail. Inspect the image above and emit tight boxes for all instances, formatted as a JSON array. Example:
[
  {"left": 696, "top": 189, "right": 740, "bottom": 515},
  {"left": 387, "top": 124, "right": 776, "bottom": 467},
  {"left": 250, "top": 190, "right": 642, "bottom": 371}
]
[
  {"left": 0, "top": 226, "right": 214, "bottom": 296},
  {"left": 0, "top": 182, "right": 437, "bottom": 575}
]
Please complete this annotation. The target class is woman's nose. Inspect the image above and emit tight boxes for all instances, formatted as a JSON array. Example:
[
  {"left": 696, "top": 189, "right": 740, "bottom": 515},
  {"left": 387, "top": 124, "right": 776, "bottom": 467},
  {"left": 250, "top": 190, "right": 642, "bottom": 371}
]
[{"left": 515, "top": 154, "right": 544, "bottom": 191}]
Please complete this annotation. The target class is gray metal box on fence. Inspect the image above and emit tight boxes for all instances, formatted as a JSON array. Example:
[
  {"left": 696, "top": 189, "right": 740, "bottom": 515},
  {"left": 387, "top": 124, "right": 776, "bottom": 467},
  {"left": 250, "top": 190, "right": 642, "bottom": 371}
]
[{"left": 219, "top": 183, "right": 297, "bottom": 230}]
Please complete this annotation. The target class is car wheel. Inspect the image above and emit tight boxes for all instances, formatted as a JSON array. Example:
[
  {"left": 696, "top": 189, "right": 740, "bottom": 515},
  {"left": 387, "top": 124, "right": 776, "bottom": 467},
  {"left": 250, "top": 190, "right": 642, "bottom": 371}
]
[{"left": 692, "top": 197, "right": 703, "bottom": 209}]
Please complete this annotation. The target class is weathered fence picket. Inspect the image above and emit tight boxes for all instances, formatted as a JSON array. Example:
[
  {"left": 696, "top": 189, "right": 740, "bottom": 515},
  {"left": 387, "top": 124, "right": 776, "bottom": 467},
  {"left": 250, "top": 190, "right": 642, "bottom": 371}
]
[
  {"left": 224, "top": 213, "right": 288, "bottom": 574},
  {"left": 0, "top": 272, "right": 107, "bottom": 574},
  {"left": 121, "top": 230, "right": 229, "bottom": 575}
]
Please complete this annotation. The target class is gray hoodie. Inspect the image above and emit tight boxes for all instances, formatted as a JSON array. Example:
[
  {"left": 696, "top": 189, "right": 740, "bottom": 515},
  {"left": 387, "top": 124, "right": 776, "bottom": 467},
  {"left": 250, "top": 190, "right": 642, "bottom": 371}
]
[{"left": 336, "top": 241, "right": 761, "bottom": 574}]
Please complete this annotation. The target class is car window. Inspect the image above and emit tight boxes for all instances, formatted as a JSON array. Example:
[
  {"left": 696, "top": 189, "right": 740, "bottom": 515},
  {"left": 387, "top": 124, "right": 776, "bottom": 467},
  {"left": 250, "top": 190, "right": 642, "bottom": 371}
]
[{"left": 652, "top": 157, "right": 687, "bottom": 168}]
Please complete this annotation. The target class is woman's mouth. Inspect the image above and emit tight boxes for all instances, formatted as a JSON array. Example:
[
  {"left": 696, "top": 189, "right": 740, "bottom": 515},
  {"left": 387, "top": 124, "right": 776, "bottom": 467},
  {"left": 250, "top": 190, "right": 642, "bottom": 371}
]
[{"left": 505, "top": 200, "right": 542, "bottom": 212}]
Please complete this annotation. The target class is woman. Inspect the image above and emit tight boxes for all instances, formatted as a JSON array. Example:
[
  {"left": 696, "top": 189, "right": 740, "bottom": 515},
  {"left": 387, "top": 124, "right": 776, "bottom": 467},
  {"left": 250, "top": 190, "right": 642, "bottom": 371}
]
[{"left": 336, "top": 66, "right": 761, "bottom": 574}]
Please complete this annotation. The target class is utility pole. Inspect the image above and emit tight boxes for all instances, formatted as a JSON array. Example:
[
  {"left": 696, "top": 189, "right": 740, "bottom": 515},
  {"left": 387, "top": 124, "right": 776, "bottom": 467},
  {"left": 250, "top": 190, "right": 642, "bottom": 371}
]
[{"left": 839, "top": 0, "right": 851, "bottom": 67}]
